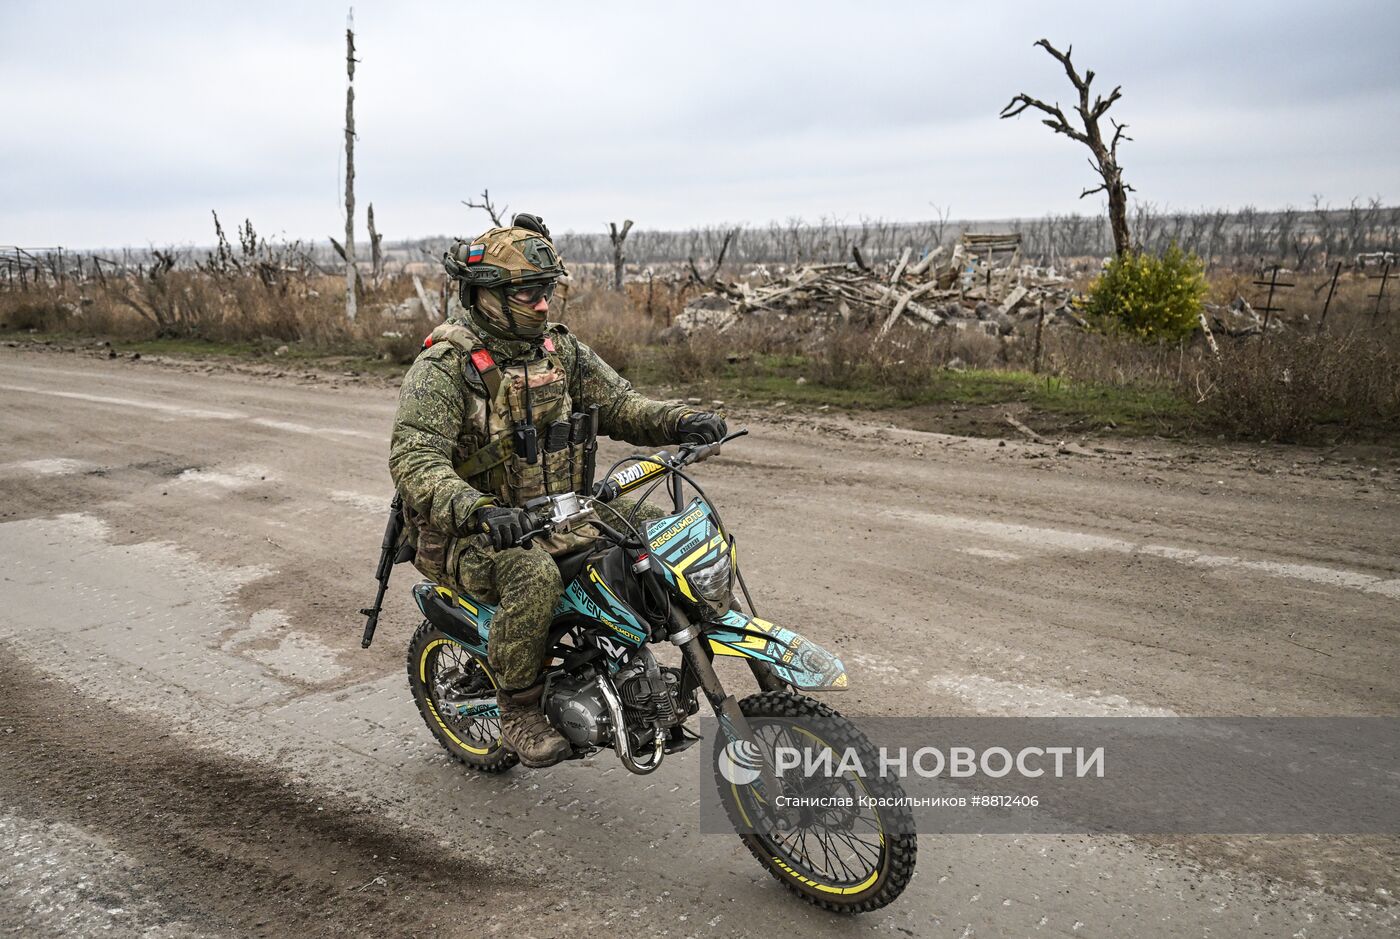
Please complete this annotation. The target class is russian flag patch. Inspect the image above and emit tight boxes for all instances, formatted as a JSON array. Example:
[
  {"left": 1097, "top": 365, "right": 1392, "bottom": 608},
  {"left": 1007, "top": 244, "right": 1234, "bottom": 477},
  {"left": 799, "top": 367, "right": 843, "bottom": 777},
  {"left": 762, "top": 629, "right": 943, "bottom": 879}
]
[{"left": 466, "top": 243, "right": 485, "bottom": 263}]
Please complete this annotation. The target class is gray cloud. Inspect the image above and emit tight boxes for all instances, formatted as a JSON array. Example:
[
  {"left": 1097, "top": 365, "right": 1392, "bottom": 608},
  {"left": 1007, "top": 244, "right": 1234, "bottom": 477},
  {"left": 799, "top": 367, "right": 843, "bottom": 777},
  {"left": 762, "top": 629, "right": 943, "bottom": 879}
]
[{"left": 2, "top": 0, "right": 1397, "bottom": 248}]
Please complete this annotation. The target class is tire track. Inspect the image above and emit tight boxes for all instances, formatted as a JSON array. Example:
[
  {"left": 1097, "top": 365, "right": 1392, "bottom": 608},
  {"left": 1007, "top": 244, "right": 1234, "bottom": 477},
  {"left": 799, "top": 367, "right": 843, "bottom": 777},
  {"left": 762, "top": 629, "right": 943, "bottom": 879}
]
[{"left": 0, "top": 652, "right": 540, "bottom": 938}]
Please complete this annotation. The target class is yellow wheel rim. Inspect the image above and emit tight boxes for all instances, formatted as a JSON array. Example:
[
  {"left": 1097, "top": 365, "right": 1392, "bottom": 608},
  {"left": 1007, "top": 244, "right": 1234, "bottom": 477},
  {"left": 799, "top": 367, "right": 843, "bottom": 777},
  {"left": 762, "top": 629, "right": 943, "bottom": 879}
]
[{"left": 420, "top": 638, "right": 501, "bottom": 756}]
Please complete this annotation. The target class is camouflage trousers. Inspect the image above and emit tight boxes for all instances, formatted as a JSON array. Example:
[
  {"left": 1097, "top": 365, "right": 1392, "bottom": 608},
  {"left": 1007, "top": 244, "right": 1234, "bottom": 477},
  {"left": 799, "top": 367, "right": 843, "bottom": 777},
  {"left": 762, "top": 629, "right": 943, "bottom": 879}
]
[{"left": 450, "top": 497, "right": 669, "bottom": 691}]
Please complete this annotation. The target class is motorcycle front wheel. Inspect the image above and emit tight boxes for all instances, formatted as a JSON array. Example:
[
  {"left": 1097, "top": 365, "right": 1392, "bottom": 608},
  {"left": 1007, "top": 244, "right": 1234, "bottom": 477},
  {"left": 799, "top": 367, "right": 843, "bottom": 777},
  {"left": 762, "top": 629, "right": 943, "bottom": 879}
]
[
  {"left": 715, "top": 691, "right": 917, "bottom": 914},
  {"left": 407, "top": 622, "right": 517, "bottom": 773}
]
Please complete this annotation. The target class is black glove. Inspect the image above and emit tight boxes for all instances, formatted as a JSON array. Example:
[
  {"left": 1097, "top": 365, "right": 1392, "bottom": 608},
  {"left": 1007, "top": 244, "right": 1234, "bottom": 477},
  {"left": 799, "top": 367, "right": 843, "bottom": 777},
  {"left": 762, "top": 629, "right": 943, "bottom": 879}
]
[
  {"left": 677, "top": 411, "right": 727, "bottom": 445},
  {"left": 472, "top": 505, "right": 531, "bottom": 551}
]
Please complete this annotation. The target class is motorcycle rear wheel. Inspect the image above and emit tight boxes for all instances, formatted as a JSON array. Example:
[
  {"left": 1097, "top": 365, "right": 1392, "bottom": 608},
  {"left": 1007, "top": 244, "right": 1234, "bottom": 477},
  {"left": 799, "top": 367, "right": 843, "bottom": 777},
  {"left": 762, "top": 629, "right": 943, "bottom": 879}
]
[
  {"left": 716, "top": 691, "right": 916, "bottom": 914},
  {"left": 407, "top": 621, "right": 517, "bottom": 773}
]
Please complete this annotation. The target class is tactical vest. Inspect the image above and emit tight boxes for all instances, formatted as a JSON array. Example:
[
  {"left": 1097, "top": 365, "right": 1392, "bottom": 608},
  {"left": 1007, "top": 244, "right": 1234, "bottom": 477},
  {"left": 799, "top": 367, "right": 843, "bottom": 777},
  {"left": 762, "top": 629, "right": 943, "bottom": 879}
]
[{"left": 423, "top": 321, "right": 593, "bottom": 555}]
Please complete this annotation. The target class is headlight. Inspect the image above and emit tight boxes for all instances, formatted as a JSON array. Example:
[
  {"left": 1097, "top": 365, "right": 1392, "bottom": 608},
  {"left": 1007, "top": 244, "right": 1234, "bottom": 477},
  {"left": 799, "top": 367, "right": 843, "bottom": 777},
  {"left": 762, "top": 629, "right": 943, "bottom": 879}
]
[{"left": 686, "top": 552, "right": 733, "bottom": 608}]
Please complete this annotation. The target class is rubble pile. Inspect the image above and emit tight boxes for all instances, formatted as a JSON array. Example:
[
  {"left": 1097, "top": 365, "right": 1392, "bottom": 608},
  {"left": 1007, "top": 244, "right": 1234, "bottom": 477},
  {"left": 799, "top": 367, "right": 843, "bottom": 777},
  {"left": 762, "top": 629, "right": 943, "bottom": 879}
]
[
  {"left": 676, "top": 233, "right": 1080, "bottom": 337},
  {"left": 1203, "top": 296, "right": 1286, "bottom": 337}
]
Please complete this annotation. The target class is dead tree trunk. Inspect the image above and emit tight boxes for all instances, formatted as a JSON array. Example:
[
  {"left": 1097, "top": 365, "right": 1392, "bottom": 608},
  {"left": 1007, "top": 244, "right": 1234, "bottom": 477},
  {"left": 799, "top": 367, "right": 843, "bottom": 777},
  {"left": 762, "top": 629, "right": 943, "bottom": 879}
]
[
  {"left": 343, "top": 12, "right": 358, "bottom": 321},
  {"left": 1000, "top": 39, "right": 1134, "bottom": 257},
  {"left": 367, "top": 202, "right": 384, "bottom": 284},
  {"left": 608, "top": 219, "right": 634, "bottom": 291}
]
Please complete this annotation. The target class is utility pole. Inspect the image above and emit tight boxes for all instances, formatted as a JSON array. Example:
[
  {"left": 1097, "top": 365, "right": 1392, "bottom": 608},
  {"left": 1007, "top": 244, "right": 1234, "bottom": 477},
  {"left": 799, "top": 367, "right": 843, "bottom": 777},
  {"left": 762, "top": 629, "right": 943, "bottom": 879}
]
[{"left": 343, "top": 8, "right": 358, "bottom": 321}]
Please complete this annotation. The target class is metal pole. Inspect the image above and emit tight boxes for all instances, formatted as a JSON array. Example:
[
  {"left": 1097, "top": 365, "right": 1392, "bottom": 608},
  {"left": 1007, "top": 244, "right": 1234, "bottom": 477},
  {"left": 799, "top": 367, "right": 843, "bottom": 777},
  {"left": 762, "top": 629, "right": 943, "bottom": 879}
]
[
  {"left": 1261, "top": 267, "right": 1279, "bottom": 335},
  {"left": 1372, "top": 261, "right": 1391, "bottom": 325},
  {"left": 1317, "top": 261, "right": 1341, "bottom": 334}
]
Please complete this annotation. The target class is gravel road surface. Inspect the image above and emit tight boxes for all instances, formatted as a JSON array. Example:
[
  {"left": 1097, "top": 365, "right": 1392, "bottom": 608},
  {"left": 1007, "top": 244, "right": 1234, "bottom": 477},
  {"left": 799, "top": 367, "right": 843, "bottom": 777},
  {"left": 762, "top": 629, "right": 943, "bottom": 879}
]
[{"left": 2, "top": 348, "right": 1397, "bottom": 937}]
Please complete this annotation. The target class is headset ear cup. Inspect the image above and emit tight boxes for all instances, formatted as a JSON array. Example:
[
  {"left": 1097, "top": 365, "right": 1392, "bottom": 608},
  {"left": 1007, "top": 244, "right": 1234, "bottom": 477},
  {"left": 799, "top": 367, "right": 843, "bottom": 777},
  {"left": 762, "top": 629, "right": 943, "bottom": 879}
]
[{"left": 512, "top": 213, "right": 551, "bottom": 240}]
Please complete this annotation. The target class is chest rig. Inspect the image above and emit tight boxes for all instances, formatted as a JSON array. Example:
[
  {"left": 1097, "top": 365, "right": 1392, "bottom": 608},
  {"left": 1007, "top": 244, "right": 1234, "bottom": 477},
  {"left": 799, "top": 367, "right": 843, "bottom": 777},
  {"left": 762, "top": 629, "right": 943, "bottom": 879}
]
[{"left": 424, "top": 322, "right": 598, "bottom": 519}]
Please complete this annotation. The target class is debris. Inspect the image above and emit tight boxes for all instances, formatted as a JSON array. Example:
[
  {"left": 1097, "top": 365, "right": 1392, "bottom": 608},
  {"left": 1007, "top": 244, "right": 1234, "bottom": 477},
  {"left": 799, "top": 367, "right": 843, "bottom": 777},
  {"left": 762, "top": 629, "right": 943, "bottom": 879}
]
[
  {"left": 1198, "top": 310, "right": 1221, "bottom": 359},
  {"left": 675, "top": 231, "right": 1071, "bottom": 338},
  {"left": 998, "top": 285, "right": 1030, "bottom": 315},
  {"left": 383, "top": 296, "right": 432, "bottom": 322},
  {"left": 1003, "top": 413, "right": 1048, "bottom": 444},
  {"left": 1281, "top": 635, "right": 1334, "bottom": 657},
  {"left": 412, "top": 274, "right": 440, "bottom": 320}
]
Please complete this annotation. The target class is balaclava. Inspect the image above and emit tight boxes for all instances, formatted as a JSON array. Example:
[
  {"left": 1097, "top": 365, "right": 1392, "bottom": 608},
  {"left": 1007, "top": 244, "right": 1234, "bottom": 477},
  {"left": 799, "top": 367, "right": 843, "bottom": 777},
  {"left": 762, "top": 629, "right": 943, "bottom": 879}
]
[{"left": 471, "top": 286, "right": 549, "bottom": 342}]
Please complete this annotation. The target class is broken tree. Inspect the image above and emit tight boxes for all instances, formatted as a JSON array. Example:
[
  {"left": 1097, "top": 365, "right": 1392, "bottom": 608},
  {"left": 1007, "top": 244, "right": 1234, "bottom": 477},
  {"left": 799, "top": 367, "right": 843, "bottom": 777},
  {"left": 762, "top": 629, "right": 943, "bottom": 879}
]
[
  {"left": 608, "top": 219, "right": 634, "bottom": 291},
  {"left": 1000, "top": 38, "right": 1135, "bottom": 257}
]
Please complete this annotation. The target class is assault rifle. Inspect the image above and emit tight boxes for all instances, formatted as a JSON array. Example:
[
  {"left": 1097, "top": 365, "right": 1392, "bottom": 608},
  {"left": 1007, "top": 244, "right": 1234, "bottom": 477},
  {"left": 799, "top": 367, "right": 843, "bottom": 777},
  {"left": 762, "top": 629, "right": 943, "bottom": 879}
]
[{"left": 360, "top": 492, "right": 406, "bottom": 649}]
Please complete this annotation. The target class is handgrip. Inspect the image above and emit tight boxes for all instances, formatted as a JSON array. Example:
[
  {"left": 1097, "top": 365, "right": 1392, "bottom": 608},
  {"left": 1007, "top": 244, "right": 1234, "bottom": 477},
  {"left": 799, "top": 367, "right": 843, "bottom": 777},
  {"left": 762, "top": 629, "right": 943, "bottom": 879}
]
[{"left": 359, "top": 608, "right": 380, "bottom": 649}]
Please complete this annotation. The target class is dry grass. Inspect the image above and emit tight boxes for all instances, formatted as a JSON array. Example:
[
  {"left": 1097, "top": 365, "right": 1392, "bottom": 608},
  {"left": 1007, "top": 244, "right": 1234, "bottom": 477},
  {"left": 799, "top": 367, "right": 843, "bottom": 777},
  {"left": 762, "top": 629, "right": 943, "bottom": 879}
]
[
  {"left": 0, "top": 271, "right": 434, "bottom": 363},
  {"left": 1202, "top": 331, "right": 1400, "bottom": 440},
  {"left": 4, "top": 264, "right": 1397, "bottom": 443}
]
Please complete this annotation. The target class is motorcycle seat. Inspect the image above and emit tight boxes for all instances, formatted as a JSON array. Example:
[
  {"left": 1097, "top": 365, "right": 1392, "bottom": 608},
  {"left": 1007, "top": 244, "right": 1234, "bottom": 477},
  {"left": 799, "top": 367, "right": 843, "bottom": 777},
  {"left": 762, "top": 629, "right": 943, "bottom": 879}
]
[{"left": 555, "top": 543, "right": 600, "bottom": 587}]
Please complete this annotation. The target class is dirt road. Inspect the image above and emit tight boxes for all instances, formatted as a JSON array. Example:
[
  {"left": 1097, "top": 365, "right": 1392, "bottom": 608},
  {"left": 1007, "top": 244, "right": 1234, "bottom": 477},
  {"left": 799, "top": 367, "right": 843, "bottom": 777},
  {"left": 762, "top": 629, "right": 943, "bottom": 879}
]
[{"left": 1, "top": 347, "right": 1397, "bottom": 937}]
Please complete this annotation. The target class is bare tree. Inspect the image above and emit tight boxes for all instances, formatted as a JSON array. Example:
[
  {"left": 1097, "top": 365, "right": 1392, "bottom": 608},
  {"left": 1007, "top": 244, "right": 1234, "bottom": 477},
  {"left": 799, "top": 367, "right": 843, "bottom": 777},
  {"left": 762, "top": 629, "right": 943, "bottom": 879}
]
[
  {"left": 929, "top": 203, "right": 953, "bottom": 247},
  {"left": 1000, "top": 39, "right": 1134, "bottom": 257},
  {"left": 462, "top": 189, "right": 506, "bottom": 226},
  {"left": 687, "top": 226, "right": 739, "bottom": 286},
  {"left": 367, "top": 202, "right": 384, "bottom": 284},
  {"left": 343, "top": 9, "right": 358, "bottom": 321},
  {"left": 608, "top": 219, "right": 634, "bottom": 290}
]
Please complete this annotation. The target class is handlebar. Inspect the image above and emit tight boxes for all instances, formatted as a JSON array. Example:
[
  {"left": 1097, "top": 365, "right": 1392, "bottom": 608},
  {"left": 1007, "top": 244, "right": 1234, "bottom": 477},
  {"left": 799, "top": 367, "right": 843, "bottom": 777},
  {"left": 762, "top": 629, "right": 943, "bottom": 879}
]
[
  {"left": 676, "top": 428, "right": 748, "bottom": 468},
  {"left": 593, "top": 428, "right": 747, "bottom": 504},
  {"left": 494, "top": 428, "right": 748, "bottom": 550},
  {"left": 517, "top": 505, "right": 635, "bottom": 551}
]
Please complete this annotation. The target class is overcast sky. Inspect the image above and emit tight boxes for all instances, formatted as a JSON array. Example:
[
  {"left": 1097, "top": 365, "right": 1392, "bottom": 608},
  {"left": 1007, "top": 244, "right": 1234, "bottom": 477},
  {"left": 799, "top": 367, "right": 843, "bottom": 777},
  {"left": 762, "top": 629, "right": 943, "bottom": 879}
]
[{"left": 3, "top": 0, "right": 1398, "bottom": 249}]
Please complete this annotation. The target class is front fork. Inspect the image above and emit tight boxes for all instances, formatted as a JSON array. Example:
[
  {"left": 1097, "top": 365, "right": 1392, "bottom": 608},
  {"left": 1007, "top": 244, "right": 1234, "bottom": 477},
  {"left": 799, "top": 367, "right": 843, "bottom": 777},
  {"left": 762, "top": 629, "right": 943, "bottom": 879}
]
[
  {"left": 676, "top": 626, "right": 789, "bottom": 810},
  {"left": 747, "top": 659, "right": 788, "bottom": 692}
]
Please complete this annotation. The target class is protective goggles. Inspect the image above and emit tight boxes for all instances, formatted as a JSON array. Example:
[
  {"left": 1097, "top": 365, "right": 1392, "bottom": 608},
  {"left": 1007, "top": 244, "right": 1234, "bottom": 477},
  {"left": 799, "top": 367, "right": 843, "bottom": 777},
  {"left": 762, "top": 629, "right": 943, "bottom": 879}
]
[{"left": 507, "top": 281, "right": 557, "bottom": 305}]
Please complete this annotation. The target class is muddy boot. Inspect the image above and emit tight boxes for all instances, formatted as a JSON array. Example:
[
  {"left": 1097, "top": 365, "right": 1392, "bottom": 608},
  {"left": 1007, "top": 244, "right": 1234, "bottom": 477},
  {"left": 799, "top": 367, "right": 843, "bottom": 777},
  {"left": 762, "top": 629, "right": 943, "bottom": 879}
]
[{"left": 496, "top": 682, "right": 571, "bottom": 768}]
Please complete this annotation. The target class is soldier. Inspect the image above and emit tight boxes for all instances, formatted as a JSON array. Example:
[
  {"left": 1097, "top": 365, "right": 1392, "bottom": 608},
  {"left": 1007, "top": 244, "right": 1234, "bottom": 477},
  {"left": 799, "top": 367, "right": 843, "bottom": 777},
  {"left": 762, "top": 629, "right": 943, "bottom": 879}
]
[{"left": 389, "top": 214, "right": 725, "bottom": 768}]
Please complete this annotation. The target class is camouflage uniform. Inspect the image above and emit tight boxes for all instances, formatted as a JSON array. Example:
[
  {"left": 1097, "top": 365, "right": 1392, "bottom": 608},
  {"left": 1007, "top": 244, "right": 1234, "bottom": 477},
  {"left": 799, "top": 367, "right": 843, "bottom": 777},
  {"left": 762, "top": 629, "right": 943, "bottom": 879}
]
[
  {"left": 452, "top": 495, "right": 668, "bottom": 689},
  {"left": 390, "top": 312, "right": 689, "bottom": 690}
]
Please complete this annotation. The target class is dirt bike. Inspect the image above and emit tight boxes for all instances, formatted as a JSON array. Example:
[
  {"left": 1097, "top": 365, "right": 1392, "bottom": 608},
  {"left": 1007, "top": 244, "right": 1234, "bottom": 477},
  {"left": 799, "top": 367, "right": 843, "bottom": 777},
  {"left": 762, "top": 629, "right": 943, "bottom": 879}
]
[{"left": 362, "top": 430, "right": 916, "bottom": 913}]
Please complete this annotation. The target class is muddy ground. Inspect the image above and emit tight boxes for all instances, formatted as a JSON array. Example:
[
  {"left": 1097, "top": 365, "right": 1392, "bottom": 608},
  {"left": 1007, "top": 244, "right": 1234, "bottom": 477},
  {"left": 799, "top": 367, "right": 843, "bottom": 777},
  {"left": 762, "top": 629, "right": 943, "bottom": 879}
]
[{"left": 1, "top": 346, "right": 1397, "bottom": 937}]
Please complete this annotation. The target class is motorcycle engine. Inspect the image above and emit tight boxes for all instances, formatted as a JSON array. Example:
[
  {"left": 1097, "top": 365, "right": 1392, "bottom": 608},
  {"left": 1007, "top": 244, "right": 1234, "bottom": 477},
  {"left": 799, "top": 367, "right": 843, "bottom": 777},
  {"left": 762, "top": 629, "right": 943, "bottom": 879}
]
[
  {"left": 616, "top": 659, "right": 689, "bottom": 728},
  {"left": 543, "top": 674, "right": 611, "bottom": 748}
]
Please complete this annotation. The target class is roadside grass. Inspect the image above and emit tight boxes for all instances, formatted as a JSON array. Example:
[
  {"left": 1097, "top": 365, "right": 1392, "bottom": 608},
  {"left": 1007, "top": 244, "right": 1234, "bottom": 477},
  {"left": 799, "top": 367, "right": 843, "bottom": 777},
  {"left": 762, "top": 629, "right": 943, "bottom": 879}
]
[
  {"left": 8, "top": 328, "right": 1191, "bottom": 438},
  {"left": 6, "top": 331, "right": 409, "bottom": 375},
  {"left": 4, "top": 267, "right": 1397, "bottom": 446},
  {"left": 629, "top": 351, "right": 1190, "bottom": 437}
]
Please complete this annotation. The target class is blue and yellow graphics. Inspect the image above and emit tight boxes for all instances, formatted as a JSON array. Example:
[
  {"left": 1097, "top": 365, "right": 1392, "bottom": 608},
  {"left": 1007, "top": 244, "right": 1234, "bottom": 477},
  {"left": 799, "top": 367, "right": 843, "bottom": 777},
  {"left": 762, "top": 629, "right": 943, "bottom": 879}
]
[
  {"left": 413, "top": 496, "right": 846, "bottom": 690},
  {"left": 644, "top": 498, "right": 731, "bottom": 603},
  {"left": 705, "top": 610, "right": 848, "bottom": 690}
]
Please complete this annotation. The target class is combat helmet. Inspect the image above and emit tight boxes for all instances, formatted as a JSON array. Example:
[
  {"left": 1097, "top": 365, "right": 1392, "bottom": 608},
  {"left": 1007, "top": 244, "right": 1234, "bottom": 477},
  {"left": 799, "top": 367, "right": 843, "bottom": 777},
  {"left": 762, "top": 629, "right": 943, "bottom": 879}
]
[{"left": 443, "top": 214, "right": 565, "bottom": 339}]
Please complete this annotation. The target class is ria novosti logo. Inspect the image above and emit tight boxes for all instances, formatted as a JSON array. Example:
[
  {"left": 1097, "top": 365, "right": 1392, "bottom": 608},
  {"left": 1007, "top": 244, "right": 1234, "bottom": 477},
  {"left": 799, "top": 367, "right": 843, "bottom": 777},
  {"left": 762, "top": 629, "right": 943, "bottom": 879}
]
[
  {"left": 717, "top": 741, "right": 1106, "bottom": 783},
  {"left": 716, "top": 739, "right": 765, "bottom": 785}
]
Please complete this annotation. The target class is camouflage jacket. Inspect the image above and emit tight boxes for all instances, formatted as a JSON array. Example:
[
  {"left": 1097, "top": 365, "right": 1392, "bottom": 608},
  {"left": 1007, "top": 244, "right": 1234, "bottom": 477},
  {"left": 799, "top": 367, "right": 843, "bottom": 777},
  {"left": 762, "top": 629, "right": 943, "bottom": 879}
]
[{"left": 389, "top": 318, "right": 690, "bottom": 536}]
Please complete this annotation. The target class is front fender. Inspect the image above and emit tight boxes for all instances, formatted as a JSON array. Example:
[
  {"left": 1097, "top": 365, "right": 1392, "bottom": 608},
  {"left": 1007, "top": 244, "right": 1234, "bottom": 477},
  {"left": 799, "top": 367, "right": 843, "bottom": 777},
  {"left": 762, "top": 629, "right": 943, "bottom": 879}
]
[{"left": 704, "top": 609, "right": 848, "bottom": 691}]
